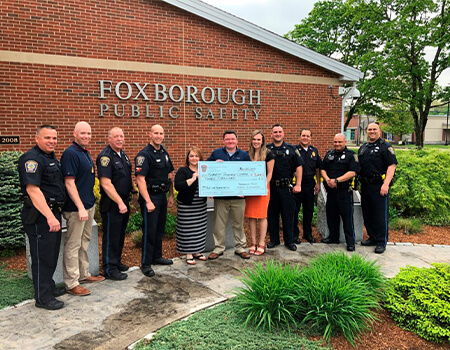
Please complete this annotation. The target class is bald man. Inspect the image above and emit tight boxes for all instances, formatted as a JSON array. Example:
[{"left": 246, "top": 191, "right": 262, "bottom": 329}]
[
  {"left": 358, "top": 123, "right": 397, "bottom": 254},
  {"left": 135, "top": 125, "right": 175, "bottom": 277},
  {"left": 320, "top": 133, "right": 360, "bottom": 251},
  {"left": 96, "top": 127, "right": 133, "bottom": 280},
  {"left": 61, "top": 122, "right": 104, "bottom": 297}
]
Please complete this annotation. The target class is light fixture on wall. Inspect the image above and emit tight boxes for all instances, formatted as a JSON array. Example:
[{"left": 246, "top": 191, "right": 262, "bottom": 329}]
[{"left": 329, "top": 83, "right": 361, "bottom": 133}]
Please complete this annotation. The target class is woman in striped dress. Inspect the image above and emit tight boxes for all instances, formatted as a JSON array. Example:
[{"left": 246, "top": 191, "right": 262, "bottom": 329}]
[{"left": 174, "top": 147, "right": 208, "bottom": 265}]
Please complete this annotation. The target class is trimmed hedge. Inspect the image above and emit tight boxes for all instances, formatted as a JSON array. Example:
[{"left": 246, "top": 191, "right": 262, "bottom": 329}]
[
  {"left": 384, "top": 263, "right": 450, "bottom": 343},
  {"left": 0, "top": 151, "right": 24, "bottom": 250},
  {"left": 390, "top": 149, "right": 450, "bottom": 225}
]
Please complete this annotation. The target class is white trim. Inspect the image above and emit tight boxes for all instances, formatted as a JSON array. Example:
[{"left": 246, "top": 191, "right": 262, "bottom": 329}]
[{"left": 163, "top": 0, "right": 363, "bottom": 82}]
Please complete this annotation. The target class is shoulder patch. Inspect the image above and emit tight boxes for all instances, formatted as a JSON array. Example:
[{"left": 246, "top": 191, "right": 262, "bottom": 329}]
[
  {"left": 25, "top": 160, "right": 38, "bottom": 173},
  {"left": 136, "top": 156, "right": 145, "bottom": 166},
  {"left": 388, "top": 147, "right": 395, "bottom": 155},
  {"left": 354, "top": 154, "right": 359, "bottom": 162},
  {"left": 100, "top": 156, "right": 110, "bottom": 167}
]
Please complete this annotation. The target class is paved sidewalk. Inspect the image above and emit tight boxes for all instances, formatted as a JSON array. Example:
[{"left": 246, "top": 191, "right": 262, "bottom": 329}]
[{"left": 1, "top": 243, "right": 449, "bottom": 350}]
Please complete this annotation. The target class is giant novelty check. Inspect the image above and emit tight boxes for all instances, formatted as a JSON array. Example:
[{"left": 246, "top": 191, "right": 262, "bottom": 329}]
[{"left": 198, "top": 161, "right": 267, "bottom": 197}]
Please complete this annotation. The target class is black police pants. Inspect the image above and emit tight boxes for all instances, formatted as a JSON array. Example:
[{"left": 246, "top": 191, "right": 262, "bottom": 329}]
[
  {"left": 268, "top": 185, "right": 295, "bottom": 245},
  {"left": 361, "top": 182, "right": 389, "bottom": 246},
  {"left": 325, "top": 188, "right": 355, "bottom": 245},
  {"left": 294, "top": 181, "right": 315, "bottom": 239},
  {"left": 101, "top": 207, "right": 129, "bottom": 275},
  {"left": 140, "top": 193, "right": 167, "bottom": 266},
  {"left": 22, "top": 209, "right": 61, "bottom": 304}
]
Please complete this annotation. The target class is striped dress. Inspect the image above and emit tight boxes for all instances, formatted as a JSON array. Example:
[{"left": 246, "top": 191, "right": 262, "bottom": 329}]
[{"left": 176, "top": 186, "right": 207, "bottom": 254}]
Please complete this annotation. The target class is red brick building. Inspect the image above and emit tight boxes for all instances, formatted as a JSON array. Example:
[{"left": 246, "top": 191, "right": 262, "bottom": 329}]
[{"left": 0, "top": 0, "right": 361, "bottom": 167}]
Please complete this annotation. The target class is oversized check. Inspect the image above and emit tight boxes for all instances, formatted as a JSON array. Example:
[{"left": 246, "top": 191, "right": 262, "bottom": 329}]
[{"left": 198, "top": 161, "right": 267, "bottom": 197}]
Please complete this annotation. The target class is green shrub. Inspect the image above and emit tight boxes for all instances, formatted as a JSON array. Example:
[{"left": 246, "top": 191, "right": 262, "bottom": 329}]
[
  {"left": 384, "top": 263, "right": 450, "bottom": 344},
  {"left": 390, "top": 217, "right": 423, "bottom": 234},
  {"left": 165, "top": 212, "right": 176, "bottom": 238},
  {"left": 234, "top": 253, "right": 385, "bottom": 346},
  {"left": 0, "top": 151, "right": 25, "bottom": 250},
  {"left": 130, "top": 230, "right": 142, "bottom": 248},
  {"left": 298, "top": 205, "right": 318, "bottom": 227},
  {"left": 233, "top": 260, "right": 302, "bottom": 330},
  {"left": 126, "top": 211, "right": 143, "bottom": 234},
  {"left": 390, "top": 149, "right": 450, "bottom": 225}
]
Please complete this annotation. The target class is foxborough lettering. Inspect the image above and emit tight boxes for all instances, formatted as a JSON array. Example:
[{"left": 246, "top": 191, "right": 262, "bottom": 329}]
[{"left": 98, "top": 80, "right": 262, "bottom": 120}]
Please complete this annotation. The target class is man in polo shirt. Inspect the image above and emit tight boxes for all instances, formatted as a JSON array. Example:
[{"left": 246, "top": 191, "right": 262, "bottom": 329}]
[
  {"left": 207, "top": 130, "right": 251, "bottom": 260},
  {"left": 61, "top": 121, "right": 104, "bottom": 296}
]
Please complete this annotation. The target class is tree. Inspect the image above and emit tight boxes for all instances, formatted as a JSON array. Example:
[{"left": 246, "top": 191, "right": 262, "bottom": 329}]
[{"left": 287, "top": 0, "right": 450, "bottom": 147}]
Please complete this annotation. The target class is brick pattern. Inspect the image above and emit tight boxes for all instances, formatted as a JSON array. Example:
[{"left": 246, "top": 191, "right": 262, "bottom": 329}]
[{"left": 1, "top": 0, "right": 342, "bottom": 168}]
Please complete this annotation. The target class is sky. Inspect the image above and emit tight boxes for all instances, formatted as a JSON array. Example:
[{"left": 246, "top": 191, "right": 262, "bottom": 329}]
[{"left": 201, "top": 0, "right": 450, "bottom": 88}]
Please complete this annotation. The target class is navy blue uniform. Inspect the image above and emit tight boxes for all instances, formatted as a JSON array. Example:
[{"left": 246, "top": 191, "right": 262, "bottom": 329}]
[
  {"left": 294, "top": 145, "right": 321, "bottom": 241},
  {"left": 18, "top": 146, "right": 66, "bottom": 305},
  {"left": 358, "top": 138, "right": 397, "bottom": 246},
  {"left": 267, "top": 142, "right": 304, "bottom": 246},
  {"left": 135, "top": 144, "right": 174, "bottom": 266},
  {"left": 96, "top": 146, "right": 133, "bottom": 276},
  {"left": 321, "top": 147, "right": 359, "bottom": 245}
]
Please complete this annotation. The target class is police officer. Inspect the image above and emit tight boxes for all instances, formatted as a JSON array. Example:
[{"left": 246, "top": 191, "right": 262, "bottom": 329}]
[
  {"left": 267, "top": 124, "right": 304, "bottom": 251},
  {"left": 294, "top": 128, "right": 321, "bottom": 244},
  {"left": 135, "top": 124, "right": 174, "bottom": 277},
  {"left": 96, "top": 127, "right": 133, "bottom": 280},
  {"left": 18, "top": 125, "right": 66, "bottom": 310},
  {"left": 321, "top": 133, "right": 359, "bottom": 251},
  {"left": 359, "top": 123, "right": 397, "bottom": 254}
]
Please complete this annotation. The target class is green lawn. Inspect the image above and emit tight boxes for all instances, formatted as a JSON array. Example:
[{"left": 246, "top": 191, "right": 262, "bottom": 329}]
[
  {"left": 0, "top": 264, "right": 34, "bottom": 309},
  {"left": 134, "top": 301, "right": 329, "bottom": 350}
]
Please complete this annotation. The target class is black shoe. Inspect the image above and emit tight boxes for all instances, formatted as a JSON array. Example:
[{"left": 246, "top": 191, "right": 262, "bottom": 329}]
[
  {"left": 266, "top": 242, "right": 280, "bottom": 249},
  {"left": 374, "top": 245, "right": 386, "bottom": 254},
  {"left": 322, "top": 237, "right": 340, "bottom": 244},
  {"left": 53, "top": 287, "right": 66, "bottom": 297},
  {"left": 347, "top": 245, "right": 355, "bottom": 252},
  {"left": 117, "top": 262, "right": 129, "bottom": 272},
  {"left": 141, "top": 265, "right": 155, "bottom": 277},
  {"left": 285, "top": 243, "right": 297, "bottom": 251},
  {"left": 35, "top": 299, "right": 64, "bottom": 310},
  {"left": 303, "top": 235, "right": 316, "bottom": 243},
  {"left": 153, "top": 258, "right": 173, "bottom": 265},
  {"left": 361, "top": 239, "right": 377, "bottom": 246},
  {"left": 293, "top": 237, "right": 302, "bottom": 244},
  {"left": 104, "top": 271, "right": 128, "bottom": 280}
]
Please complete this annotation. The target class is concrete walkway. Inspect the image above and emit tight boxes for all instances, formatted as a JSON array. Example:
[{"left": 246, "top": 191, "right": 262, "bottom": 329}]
[{"left": 1, "top": 243, "right": 449, "bottom": 350}]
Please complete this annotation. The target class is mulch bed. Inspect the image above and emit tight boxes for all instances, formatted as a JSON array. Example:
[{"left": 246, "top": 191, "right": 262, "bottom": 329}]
[{"left": 1, "top": 220, "right": 449, "bottom": 350}]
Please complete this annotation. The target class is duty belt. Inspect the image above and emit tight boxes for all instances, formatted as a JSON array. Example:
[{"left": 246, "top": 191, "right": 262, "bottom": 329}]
[
  {"left": 272, "top": 178, "right": 292, "bottom": 187},
  {"left": 359, "top": 174, "right": 385, "bottom": 184},
  {"left": 148, "top": 183, "right": 169, "bottom": 195},
  {"left": 47, "top": 199, "right": 65, "bottom": 213}
]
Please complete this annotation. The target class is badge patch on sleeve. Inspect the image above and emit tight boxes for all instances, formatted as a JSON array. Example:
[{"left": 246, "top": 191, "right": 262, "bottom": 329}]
[
  {"left": 100, "top": 156, "right": 110, "bottom": 167},
  {"left": 354, "top": 154, "right": 359, "bottom": 162},
  {"left": 136, "top": 156, "right": 145, "bottom": 166},
  {"left": 25, "top": 160, "right": 38, "bottom": 173},
  {"left": 388, "top": 147, "right": 395, "bottom": 155}
]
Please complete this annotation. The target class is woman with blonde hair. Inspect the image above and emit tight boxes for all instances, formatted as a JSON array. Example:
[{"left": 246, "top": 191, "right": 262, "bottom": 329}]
[
  {"left": 175, "top": 147, "right": 208, "bottom": 265},
  {"left": 245, "top": 130, "right": 274, "bottom": 255}
]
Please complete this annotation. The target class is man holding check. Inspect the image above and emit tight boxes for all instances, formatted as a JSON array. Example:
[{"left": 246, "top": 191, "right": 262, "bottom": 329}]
[{"left": 207, "top": 130, "right": 251, "bottom": 260}]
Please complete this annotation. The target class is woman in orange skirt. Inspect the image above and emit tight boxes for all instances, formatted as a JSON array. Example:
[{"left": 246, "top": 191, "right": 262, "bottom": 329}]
[{"left": 245, "top": 130, "right": 274, "bottom": 256}]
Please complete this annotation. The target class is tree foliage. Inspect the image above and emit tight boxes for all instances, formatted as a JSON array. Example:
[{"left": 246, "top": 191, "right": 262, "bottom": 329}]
[{"left": 287, "top": 0, "right": 450, "bottom": 147}]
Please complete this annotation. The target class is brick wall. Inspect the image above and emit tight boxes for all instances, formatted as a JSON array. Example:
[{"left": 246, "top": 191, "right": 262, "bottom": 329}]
[{"left": 1, "top": 0, "right": 342, "bottom": 167}]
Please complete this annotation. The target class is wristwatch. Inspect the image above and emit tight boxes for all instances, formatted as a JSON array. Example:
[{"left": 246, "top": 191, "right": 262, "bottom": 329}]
[{"left": 335, "top": 178, "right": 339, "bottom": 184}]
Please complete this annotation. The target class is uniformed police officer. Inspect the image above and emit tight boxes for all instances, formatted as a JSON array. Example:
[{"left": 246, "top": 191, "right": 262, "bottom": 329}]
[
  {"left": 267, "top": 124, "right": 304, "bottom": 251},
  {"left": 321, "top": 133, "right": 359, "bottom": 251},
  {"left": 96, "top": 127, "right": 133, "bottom": 280},
  {"left": 135, "top": 124, "right": 174, "bottom": 277},
  {"left": 18, "top": 125, "right": 66, "bottom": 310},
  {"left": 294, "top": 129, "right": 321, "bottom": 244},
  {"left": 359, "top": 123, "right": 397, "bottom": 254}
]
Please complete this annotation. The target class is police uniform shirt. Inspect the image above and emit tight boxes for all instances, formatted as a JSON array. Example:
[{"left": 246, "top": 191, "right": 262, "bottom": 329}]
[
  {"left": 18, "top": 145, "right": 65, "bottom": 202},
  {"left": 358, "top": 138, "right": 398, "bottom": 177},
  {"left": 135, "top": 143, "right": 174, "bottom": 184},
  {"left": 267, "top": 142, "right": 304, "bottom": 180},
  {"left": 296, "top": 145, "right": 321, "bottom": 182},
  {"left": 97, "top": 145, "right": 132, "bottom": 198},
  {"left": 61, "top": 141, "right": 96, "bottom": 211},
  {"left": 321, "top": 147, "right": 360, "bottom": 181}
]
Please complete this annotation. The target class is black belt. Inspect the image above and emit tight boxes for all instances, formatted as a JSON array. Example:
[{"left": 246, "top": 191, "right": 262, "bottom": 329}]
[
  {"left": 359, "top": 175, "right": 384, "bottom": 184},
  {"left": 272, "top": 178, "right": 292, "bottom": 187},
  {"left": 148, "top": 183, "right": 169, "bottom": 194},
  {"left": 48, "top": 201, "right": 65, "bottom": 213}
]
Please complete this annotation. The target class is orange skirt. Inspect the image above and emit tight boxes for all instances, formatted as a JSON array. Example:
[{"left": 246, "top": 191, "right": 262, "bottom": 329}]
[{"left": 244, "top": 185, "right": 270, "bottom": 219}]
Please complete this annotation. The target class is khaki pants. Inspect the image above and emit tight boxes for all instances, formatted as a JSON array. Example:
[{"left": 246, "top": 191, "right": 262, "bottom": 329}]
[
  {"left": 213, "top": 198, "right": 247, "bottom": 254},
  {"left": 62, "top": 206, "right": 95, "bottom": 290}
]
